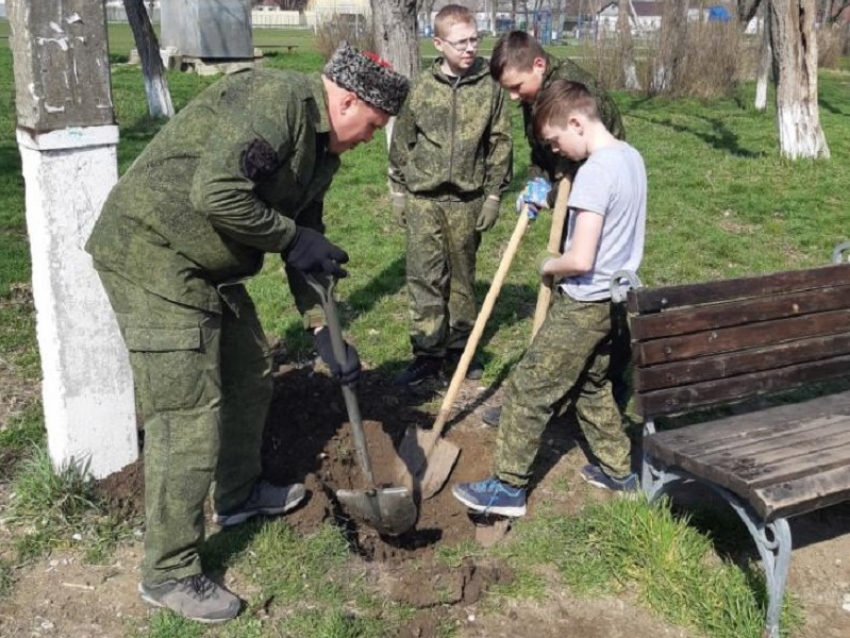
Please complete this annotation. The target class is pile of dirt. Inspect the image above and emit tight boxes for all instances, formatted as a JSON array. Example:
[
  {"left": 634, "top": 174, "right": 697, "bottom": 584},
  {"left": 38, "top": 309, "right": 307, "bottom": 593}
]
[{"left": 94, "top": 356, "right": 509, "bottom": 626}]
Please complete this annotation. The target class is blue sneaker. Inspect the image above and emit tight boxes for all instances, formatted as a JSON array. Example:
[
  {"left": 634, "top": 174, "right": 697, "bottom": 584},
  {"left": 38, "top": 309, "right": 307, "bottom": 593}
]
[
  {"left": 580, "top": 464, "right": 639, "bottom": 493},
  {"left": 452, "top": 478, "right": 527, "bottom": 517}
]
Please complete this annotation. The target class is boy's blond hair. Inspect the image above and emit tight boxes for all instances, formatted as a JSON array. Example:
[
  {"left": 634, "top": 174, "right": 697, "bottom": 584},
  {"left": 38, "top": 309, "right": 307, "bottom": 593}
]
[
  {"left": 433, "top": 4, "right": 476, "bottom": 39},
  {"left": 532, "top": 80, "right": 599, "bottom": 138}
]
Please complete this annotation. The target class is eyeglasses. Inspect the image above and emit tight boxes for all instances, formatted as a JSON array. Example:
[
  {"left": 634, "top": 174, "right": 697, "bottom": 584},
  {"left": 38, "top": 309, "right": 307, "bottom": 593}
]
[{"left": 440, "top": 35, "right": 480, "bottom": 51}]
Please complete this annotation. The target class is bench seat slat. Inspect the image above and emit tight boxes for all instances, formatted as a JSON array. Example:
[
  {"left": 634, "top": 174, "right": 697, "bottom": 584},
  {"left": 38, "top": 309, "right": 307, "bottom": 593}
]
[
  {"left": 643, "top": 391, "right": 850, "bottom": 520},
  {"left": 754, "top": 467, "right": 850, "bottom": 520},
  {"left": 634, "top": 309, "right": 850, "bottom": 367},
  {"left": 627, "top": 264, "right": 850, "bottom": 314},
  {"left": 661, "top": 419, "right": 850, "bottom": 488},
  {"left": 634, "top": 332, "right": 850, "bottom": 392},
  {"left": 657, "top": 414, "right": 850, "bottom": 461},
  {"left": 630, "top": 285, "right": 850, "bottom": 341}
]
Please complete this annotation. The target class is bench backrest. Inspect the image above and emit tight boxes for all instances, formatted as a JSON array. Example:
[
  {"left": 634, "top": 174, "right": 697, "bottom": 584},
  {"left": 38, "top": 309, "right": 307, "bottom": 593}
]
[{"left": 627, "top": 263, "right": 850, "bottom": 419}]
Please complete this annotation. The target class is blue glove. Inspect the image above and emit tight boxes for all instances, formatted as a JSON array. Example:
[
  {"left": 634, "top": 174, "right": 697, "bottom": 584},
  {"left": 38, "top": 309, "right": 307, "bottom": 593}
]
[{"left": 515, "top": 178, "right": 552, "bottom": 219}]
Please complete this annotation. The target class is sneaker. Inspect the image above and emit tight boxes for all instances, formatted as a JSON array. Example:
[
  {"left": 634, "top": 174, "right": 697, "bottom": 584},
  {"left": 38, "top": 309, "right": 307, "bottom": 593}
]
[
  {"left": 446, "top": 350, "right": 484, "bottom": 380},
  {"left": 452, "top": 477, "right": 527, "bottom": 517},
  {"left": 481, "top": 404, "right": 501, "bottom": 427},
  {"left": 392, "top": 355, "right": 443, "bottom": 386},
  {"left": 138, "top": 574, "right": 241, "bottom": 623},
  {"left": 580, "top": 464, "right": 639, "bottom": 493},
  {"left": 213, "top": 481, "right": 306, "bottom": 527}
]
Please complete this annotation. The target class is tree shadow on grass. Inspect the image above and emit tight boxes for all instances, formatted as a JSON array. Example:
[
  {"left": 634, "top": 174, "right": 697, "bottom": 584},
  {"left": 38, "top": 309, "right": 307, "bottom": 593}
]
[{"left": 629, "top": 112, "right": 765, "bottom": 158}]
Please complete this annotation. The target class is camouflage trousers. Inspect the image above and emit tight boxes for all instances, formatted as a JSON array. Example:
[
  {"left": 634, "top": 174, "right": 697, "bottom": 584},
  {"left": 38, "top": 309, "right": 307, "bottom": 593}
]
[
  {"left": 97, "top": 270, "right": 272, "bottom": 586},
  {"left": 495, "top": 292, "right": 632, "bottom": 486},
  {"left": 404, "top": 195, "right": 483, "bottom": 356}
]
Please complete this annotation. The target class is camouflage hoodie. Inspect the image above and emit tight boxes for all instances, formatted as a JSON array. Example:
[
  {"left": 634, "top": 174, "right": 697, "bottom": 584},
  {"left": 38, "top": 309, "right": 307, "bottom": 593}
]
[
  {"left": 523, "top": 53, "right": 626, "bottom": 183},
  {"left": 86, "top": 69, "right": 340, "bottom": 322},
  {"left": 389, "top": 56, "right": 512, "bottom": 200}
]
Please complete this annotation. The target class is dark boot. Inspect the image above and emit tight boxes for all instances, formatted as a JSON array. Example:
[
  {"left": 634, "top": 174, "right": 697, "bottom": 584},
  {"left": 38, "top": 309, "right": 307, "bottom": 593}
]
[
  {"left": 393, "top": 355, "right": 443, "bottom": 386},
  {"left": 482, "top": 404, "right": 502, "bottom": 427},
  {"left": 445, "top": 349, "right": 484, "bottom": 380}
]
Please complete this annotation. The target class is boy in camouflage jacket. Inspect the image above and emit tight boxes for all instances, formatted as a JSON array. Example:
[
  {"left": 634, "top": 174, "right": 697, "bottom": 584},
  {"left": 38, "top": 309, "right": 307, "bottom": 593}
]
[
  {"left": 482, "top": 30, "right": 630, "bottom": 425},
  {"left": 453, "top": 80, "right": 646, "bottom": 517},
  {"left": 389, "top": 4, "right": 512, "bottom": 386}
]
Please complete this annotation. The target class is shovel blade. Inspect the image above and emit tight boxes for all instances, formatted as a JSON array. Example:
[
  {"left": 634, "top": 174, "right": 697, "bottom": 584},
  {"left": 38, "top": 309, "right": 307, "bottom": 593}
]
[
  {"left": 395, "top": 426, "right": 461, "bottom": 500},
  {"left": 336, "top": 486, "right": 418, "bottom": 536}
]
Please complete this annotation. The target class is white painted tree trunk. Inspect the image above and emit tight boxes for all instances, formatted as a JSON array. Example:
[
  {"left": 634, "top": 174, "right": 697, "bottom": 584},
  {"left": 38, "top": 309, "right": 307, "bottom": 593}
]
[
  {"left": 769, "top": 0, "right": 830, "bottom": 159},
  {"left": 755, "top": 4, "right": 770, "bottom": 111},
  {"left": 9, "top": 0, "right": 138, "bottom": 478},
  {"left": 618, "top": 0, "right": 641, "bottom": 89},
  {"left": 124, "top": 0, "right": 174, "bottom": 118}
]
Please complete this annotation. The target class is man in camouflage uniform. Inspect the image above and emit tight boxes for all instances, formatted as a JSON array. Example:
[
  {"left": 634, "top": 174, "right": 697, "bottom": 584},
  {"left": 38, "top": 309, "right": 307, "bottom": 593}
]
[
  {"left": 85, "top": 44, "right": 408, "bottom": 623},
  {"left": 482, "top": 30, "right": 629, "bottom": 425},
  {"left": 389, "top": 4, "right": 512, "bottom": 386},
  {"left": 453, "top": 80, "right": 646, "bottom": 517}
]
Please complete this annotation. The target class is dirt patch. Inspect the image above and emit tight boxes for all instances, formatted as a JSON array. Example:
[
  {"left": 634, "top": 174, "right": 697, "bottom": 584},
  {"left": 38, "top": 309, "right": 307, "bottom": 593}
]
[
  {"left": 6, "top": 351, "right": 850, "bottom": 637},
  {"left": 84, "top": 358, "right": 508, "bottom": 632}
]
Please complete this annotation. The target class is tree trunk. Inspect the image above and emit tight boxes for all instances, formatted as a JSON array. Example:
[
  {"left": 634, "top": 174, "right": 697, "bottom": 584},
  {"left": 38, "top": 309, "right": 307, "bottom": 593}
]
[
  {"left": 652, "top": 0, "right": 689, "bottom": 93},
  {"left": 124, "top": 0, "right": 173, "bottom": 118},
  {"left": 370, "top": 0, "right": 418, "bottom": 150},
  {"left": 618, "top": 0, "right": 640, "bottom": 89},
  {"left": 769, "top": 0, "right": 830, "bottom": 158},
  {"left": 371, "top": 0, "right": 418, "bottom": 80},
  {"left": 755, "top": 2, "right": 770, "bottom": 111},
  {"left": 738, "top": 0, "right": 763, "bottom": 24}
]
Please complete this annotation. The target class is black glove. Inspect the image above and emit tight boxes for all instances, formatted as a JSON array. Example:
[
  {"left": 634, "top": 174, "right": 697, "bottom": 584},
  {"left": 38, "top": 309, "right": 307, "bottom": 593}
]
[
  {"left": 282, "top": 227, "right": 349, "bottom": 278},
  {"left": 314, "top": 328, "right": 361, "bottom": 385}
]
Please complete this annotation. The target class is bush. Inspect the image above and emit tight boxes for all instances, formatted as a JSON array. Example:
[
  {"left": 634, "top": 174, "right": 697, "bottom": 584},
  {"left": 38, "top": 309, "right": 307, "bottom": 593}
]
[
  {"left": 578, "top": 8, "right": 755, "bottom": 99},
  {"left": 314, "top": 13, "right": 375, "bottom": 61}
]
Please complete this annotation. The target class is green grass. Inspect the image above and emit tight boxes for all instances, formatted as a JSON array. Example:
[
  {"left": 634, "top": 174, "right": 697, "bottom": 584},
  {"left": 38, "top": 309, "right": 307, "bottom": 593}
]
[
  {"left": 502, "top": 497, "right": 802, "bottom": 638},
  {"left": 1, "top": 19, "right": 850, "bottom": 638}
]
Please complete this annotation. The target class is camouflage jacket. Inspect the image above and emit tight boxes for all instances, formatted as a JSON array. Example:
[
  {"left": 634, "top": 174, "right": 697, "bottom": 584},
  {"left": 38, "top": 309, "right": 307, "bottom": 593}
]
[
  {"left": 86, "top": 69, "right": 340, "bottom": 324},
  {"left": 523, "top": 53, "right": 626, "bottom": 185},
  {"left": 388, "top": 57, "right": 512, "bottom": 201}
]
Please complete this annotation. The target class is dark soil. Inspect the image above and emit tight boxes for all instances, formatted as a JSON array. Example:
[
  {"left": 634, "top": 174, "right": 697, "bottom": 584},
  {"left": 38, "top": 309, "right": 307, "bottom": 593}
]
[{"left": 94, "top": 352, "right": 509, "bottom": 623}]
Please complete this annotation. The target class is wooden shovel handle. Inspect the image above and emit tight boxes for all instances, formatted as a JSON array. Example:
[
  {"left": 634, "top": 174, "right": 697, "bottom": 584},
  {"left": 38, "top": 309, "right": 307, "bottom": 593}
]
[
  {"left": 431, "top": 209, "right": 531, "bottom": 436},
  {"left": 530, "top": 177, "right": 572, "bottom": 341}
]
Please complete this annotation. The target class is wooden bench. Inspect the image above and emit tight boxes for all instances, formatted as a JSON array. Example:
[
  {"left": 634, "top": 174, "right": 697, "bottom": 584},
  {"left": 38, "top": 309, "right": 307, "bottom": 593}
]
[
  {"left": 261, "top": 44, "right": 299, "bottom": 53},
  {"left": 614, "top": 241, "right": 850, "bottom": 638}
]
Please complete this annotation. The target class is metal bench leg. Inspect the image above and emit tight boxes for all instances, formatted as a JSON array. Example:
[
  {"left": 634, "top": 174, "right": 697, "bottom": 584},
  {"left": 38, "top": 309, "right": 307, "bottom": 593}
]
[
  {"left": 706, "top": 488, "right": 791, "bottom": 638},
  {"left": 641, "top": 458, "right": 792, "bottom": 638}
]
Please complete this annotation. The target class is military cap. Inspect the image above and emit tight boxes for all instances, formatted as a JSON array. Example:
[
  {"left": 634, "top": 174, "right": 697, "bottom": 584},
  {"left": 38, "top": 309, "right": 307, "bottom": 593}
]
[{"left": 323, "top": 43, "right": 410, "bottom": 116}]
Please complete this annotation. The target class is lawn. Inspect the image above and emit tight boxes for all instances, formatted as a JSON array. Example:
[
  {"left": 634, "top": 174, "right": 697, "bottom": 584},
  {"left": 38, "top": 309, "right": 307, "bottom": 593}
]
[{"left": 1, "top": 20, "right": 850, "bottom": 638}]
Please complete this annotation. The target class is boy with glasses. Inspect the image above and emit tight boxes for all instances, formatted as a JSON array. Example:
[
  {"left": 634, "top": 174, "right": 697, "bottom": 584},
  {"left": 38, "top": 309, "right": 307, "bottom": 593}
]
[{"left": 389, "top": 4, "right": 512, "bottom": 386}]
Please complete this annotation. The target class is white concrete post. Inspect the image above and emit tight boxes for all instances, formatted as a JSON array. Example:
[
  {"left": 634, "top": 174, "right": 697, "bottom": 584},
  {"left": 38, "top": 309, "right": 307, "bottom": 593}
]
[{"left": 10, "top": 0, "right": 138, "bottom": 478}]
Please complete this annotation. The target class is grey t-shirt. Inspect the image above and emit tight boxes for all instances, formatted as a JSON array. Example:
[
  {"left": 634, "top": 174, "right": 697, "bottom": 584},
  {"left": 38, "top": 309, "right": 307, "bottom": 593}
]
[{"left": 559, "top": 142, "right": 646, "bottom": 301}]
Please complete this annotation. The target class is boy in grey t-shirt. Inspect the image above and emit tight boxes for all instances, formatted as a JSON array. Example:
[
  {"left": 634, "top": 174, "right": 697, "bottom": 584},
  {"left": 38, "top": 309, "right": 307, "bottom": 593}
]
[{"left": 453, "top": 80, "right": 647, "bottom": 517}]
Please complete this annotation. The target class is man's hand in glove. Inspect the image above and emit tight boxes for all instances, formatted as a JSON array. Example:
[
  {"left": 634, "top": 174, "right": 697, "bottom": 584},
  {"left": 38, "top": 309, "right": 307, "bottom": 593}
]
[
  {"left": 314, "top": 327, "right": 361, "bottom": 385},
  {"left": 475, "top": 196, "right": 501, "bottom": 232},
  {"left": 282, "top": 227, "right": 349, "bottom": 278}
]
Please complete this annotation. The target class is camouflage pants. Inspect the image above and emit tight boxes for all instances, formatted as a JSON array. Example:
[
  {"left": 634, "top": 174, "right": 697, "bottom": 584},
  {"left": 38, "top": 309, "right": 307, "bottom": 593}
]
[
  {"left": 495, "top": 292, "right": 632, "bottom": 486},
  {"left": 405, "top": 195, "right": 483, "bottom": 356},
  {"left": 97, "top": 270, "right": 272, "bottom": 586}
]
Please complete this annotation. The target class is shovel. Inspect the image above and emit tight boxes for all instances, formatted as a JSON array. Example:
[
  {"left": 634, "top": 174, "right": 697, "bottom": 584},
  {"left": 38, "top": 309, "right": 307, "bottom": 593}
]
[
  {"left": 307, "top": 275, "right": 417, "bottom": 536},
  {"left": 530, "top": 177, "right": 571, "bottom": 341},
  {"left": 395, "top": 210, "right": 532, "bottom": 499}
]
